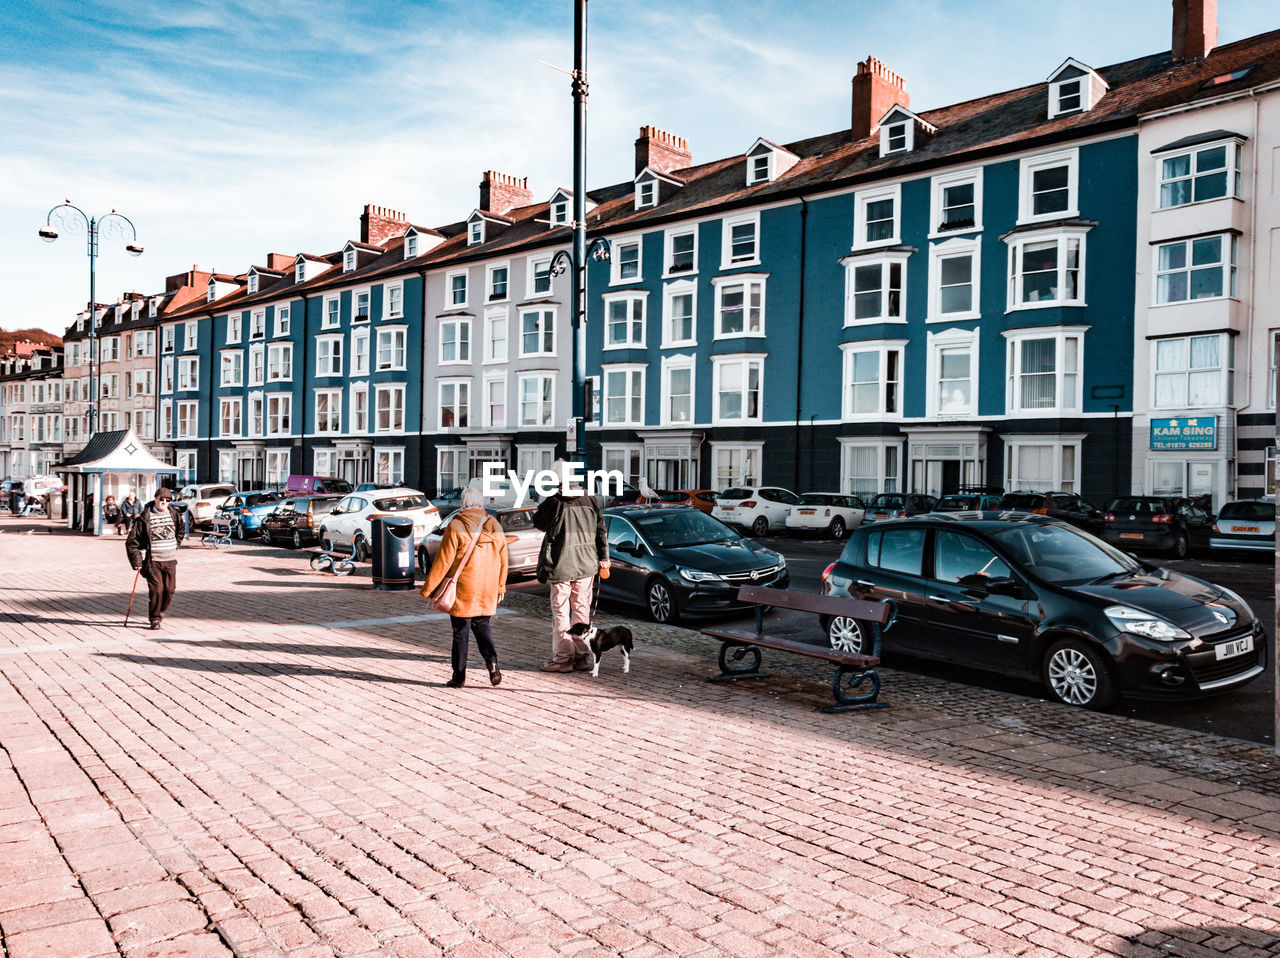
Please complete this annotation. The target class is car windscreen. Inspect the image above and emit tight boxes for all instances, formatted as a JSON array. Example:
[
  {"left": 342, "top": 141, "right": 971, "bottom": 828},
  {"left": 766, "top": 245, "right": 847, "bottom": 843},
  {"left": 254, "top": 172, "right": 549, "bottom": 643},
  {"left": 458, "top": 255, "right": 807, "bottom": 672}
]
[
  {"left": 1220, "top": 500, "right": 1275, "bottom": 521},
  {"left": 634, "top": 510, "right": 738, "bottom": 547},
  {"left": 988, "top": 523, "right": 1139, "bottom": 585},
  {"left": 718, "top": 488, "right": 752, "bottom": 500},
  {"left": 374, "top": 495, "right": 430, "bottom": 512}
]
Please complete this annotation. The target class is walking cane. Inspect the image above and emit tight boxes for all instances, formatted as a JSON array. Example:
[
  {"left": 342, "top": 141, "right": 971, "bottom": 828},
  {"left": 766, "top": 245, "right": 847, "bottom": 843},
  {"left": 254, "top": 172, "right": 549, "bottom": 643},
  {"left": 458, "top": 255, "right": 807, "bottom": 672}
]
[{"left": 124, "top": 566, "right": 142, "bottom": 627}]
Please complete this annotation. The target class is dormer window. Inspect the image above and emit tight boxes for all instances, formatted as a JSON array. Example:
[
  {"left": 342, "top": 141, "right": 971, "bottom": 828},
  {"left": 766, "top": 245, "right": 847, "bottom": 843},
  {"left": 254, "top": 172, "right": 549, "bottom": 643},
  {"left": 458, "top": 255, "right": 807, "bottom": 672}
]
[
  {"left": 296, "top": 262, "right": 305, "bottom": 283},
  {"left": 344, "top": 249, "right": 356, "bottom": 272},
  {"left": 206, "top": 279, "right": 217, "bottom": 303},
  {"left": 748, "top": 153, "right": 770, "bottom": 184},
  {"left": 743, "top": 139, "right": 797, "bottom": 187},
  {"left": 1046, "top": 59, "right": 1107, "bottom": 119},
  {"left": 247, "top": 273, "right": 258, "bottom": 295},
  {"left": 876, "top": 106, "right": 933, "bottom": 158},
  {"left": 469, "top": 220, "right": 484, "bottom": 246},
  {"left": 636, "top": 179, "right": 656, "bottom": 209},
  {"left": 885, "top": 122, "right": 908, "bottom": 153},
  {"left": 405, "top": 233, "right": 419, "bottom": 259}
]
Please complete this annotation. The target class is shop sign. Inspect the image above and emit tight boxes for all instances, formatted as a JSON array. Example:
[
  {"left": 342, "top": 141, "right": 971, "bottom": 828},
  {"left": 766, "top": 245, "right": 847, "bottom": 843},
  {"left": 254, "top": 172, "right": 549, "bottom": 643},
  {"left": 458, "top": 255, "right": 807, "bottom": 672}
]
[{"left": 1150, "top": 417, "right": 1216, "bottom": 451}]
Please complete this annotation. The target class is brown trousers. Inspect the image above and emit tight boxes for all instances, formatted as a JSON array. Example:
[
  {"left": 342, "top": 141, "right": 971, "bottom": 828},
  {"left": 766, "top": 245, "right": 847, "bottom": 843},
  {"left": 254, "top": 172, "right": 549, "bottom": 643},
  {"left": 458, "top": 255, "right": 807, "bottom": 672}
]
[{"left": 144, "top": 561, "right": 177, "bottom": 624}]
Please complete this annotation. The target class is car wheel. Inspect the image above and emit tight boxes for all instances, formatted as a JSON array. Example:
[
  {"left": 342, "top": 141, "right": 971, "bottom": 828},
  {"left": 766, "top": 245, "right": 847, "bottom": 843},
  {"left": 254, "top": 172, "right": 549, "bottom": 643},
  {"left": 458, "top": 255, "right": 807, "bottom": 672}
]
[
  {"left": 647, "top": 579, "right": 677, "bottom": 624},
  {"left": 1044, "top": 639, "right": 1116, "bottom": 710},
  {"left": 829, "top": 516, "right": 847, "bottom": 539},
  {"left": 232, "top": 521, "right": 244, "bottom": 540},
  {"left": 353, "top": 534, "right": 369, "bottom": 563},
  {"left": 417, "top": 547, "right": 429, "bottom": 577},
  {"left": 751, "top": 515, "right": 769, "bottom": 537},
  {"left": 292, "top": 531, "right": 303, "bottom": 550},
  {"left": 261, "top": 528, "right": 273, "bottom": 545},
  {"left": 827, "top": 615, "right": 866, "bottom": 654},
  {"left": 1171, "top": 532, "right": 1189, "bottom": 559}
]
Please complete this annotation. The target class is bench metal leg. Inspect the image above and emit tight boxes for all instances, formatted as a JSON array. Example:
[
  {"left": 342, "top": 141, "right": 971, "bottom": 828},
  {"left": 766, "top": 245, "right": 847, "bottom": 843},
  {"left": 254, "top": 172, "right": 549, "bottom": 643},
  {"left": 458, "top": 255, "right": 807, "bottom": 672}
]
[
  {"left": 708, "top": 641, "right": 770, "bottom": 683},
  {"left": 825, "top": 665, "right": 889, "bottom": 713}
]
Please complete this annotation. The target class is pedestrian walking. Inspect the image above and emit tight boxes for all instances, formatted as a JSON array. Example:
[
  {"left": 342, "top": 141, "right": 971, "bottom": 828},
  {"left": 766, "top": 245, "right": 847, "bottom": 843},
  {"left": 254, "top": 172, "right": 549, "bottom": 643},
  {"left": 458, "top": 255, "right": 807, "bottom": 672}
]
[
  {"left": 420, "top": 487, "right": 508, "bottom": 688},
  {"left": 532, "top": 460, "right": 610, "bottom": 673},
  {"left": 103, "top": 495, "right": 125, "bottom": 535},
  {"left": 125, "top": 487, "right": 186, "bottom": 630}
]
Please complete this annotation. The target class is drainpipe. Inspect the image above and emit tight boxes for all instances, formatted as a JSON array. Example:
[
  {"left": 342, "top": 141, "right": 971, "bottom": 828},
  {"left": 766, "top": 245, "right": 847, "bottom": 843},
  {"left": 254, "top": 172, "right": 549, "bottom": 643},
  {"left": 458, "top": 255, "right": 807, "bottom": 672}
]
[
  {"left": 299, "top": 294, "right": 309, "bottom": 480},
  {"left": 793, "top": 198, "right": 809, "bottom": 491}
]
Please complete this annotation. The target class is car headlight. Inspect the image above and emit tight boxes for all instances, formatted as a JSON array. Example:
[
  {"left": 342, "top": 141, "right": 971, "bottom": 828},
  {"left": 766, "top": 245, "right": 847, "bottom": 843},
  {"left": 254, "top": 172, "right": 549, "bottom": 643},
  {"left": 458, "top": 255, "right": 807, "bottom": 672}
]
[
  {"left": 1104, "top": 605, "right": 1190, "bottom": 641},
  {"left": 679, "top": 567, "right": 722, "bottom": 582}
]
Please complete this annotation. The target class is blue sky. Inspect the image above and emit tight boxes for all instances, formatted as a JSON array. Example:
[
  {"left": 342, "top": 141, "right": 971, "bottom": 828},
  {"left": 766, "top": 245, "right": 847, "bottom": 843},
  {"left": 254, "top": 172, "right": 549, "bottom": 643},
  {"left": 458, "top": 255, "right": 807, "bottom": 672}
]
[{"left": 1, "top": 0, "right": 1275, "bottom": 335}]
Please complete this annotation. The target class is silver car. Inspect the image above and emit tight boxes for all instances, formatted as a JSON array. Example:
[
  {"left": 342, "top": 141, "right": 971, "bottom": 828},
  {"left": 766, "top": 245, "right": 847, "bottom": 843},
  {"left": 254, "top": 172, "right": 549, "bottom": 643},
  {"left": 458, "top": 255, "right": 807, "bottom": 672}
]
[{"left": 416, "top": 507, "right": 542, "bottom": 580}]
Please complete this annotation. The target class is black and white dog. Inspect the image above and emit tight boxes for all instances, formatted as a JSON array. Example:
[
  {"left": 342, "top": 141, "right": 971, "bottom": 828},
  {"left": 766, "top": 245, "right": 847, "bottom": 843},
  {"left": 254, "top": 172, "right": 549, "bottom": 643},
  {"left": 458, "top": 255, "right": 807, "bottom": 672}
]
[{"left": 567, "top": 621, "right": 634, "bottom": 677}]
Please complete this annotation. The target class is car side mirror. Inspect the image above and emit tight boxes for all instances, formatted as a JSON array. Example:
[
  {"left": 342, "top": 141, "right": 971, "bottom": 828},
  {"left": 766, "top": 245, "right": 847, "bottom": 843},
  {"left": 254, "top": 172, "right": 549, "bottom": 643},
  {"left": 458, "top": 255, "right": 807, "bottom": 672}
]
[
  {"left": 984, "top": 576, "right": 1023, "bottom": 598},
  {"left": 613, "top": 541, "right": 639, "bottom": 557}
]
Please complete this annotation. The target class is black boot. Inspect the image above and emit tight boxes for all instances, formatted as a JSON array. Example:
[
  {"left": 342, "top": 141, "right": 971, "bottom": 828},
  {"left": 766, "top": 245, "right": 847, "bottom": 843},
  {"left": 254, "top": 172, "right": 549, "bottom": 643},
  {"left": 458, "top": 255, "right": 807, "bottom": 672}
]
[
  {"left": 446, "top": 671, "right": 465, "bottom": 688},
  {"left": 487, "top": 660, "right": 502, "bottom": 686}
]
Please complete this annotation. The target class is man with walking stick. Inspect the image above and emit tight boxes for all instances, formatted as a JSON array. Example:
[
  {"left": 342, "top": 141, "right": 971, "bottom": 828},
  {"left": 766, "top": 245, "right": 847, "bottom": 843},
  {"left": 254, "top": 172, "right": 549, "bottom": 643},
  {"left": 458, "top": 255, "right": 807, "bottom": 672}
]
[{"left": 125, "top": 487, "right": 185, "bottom": 629}]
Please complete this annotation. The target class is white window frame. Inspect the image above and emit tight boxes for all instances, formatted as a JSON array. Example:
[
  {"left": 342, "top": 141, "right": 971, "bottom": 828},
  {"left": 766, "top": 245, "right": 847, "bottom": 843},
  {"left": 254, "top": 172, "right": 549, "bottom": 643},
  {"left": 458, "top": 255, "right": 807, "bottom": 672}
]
[
  {"left": 853, "top": 183, "right": 901, "bottom": 251},
  {"left": 1003, "top": 327, "right": 1086, "bottom": 416},
  {"left": 1152, "top": 234, "right": 1237, "bottom": 305},
  {"left": 839, "top": 439, "right": 903, "bottom": 498},
  {"left": 843, "top": 253, "right": 908, "bottom": 326},
  {"left": 840, "top": 340, "right": 906, "bottom": 421},
  {"left": 437, "top": 379, "right": 471, "bottom": 431},
  {"left": 177, "top": 357, "right": 199, "bottom": 392},
  {"left": 219, "top": 397, "right": 242, "bottom": 438},
  {"left": 611, "top": 237, "right": 643, "bottom": 285},
  {"left": 315, "top": 388, "right": 342, "bottom": 434},
  {"left": 346, "top": 327, "right": 368, "bottom": 378},
  {"left": 602, "top": 363, "right": 646, "bottom": 427},
  {"left": 404, "top": 233, "right": 419, "bottom": 259},
  {"left": 926, "top": 328, "right": 981, "bottom": 419},
  {"left": 184, "top": 323, "right": 197, "bottom": 351},
  {"left": 711, "top": 354, "right": 764, "bottom": 426},
  {"left": 353, "top": 288, "right": 371, "bottom": 324},
  {"left": 1157, "top": 140, "right": 1242, "bottom": 209},
  {"left": 484, "top": 308, "right": 508, "bottom": 364},
  {"left": 550, "top": 198, "right": 570, "bottom": 226},
  {"left": 267, "top": 343, "right": 293, "bottom": 382},
  {"left": 175, "top": 401, "right": 198, "bottom": 440},
  {"left": 250, "top": 309, "right": 265, "bottom": 340},
  {"left": 226, "top": 314, "right": 242, "bottom": 345},
  {"left": 375, "top": 384, "right": 405, "bottom": 433},
  {"left": 1005, "top": 228, "right": 1088, "bottom": 310},
  {"left": 219, "top": 350, "right": 243, "bottom": 387},
  {"left": 439, "top": 318, "right": 472, "bottom": 365},
  {"left": 930, "top": 167, "right": 983, "bottom": 237},
  {"left": 711, "top": 443, "right": 763, "bottom": 490},
  {"left": 323, "top": 296, "right": 340, "bottom": 330},
  {"left": 248, "top": 344, "right": 265, "bottom": 387},
  {"left": 374, "top": 448, "right": 405, "bottom": 486},
  {"left": 247, "top": 273, "right": 259, "bottom": 295},
  {"left": 468, "top": 219, "right": 484, "bottom": 247},
  {"left": 437, "top": 447, "right": 468, "bottom": 494},
  {"left": 315, "top": 334, "right": 343, "bottom": 377},
  {"left": 447, "top": 270, "right": 468, "bottom": 308},
  {"left": 1150, "top": 333, "right": 1234, "bottom": 410},
  {"left": 385, "top": 283, "right": 404, "bottom": 320},
  {"left": 1017, "top": 148, "right": 1079, "bottom": 224},
  {"left": 721, "top": 212, "right": 761, "bottom": 268},
  {"left": 661, "top": 355, "right": 696, "bottom": 426},
  {"left": 376, "top": 326, "right": 407, "bottom": 371},
  {"left": 747, "top": 149, "right": 773, "bottom": 185},
  {"left": 527, "top": 254, "right": 553, "bottom": 297},
  {"left": 662, "top": 280, "right": 697, "bottom": 348},
  {"left": 162, "top": 325, "right": 175, "bottom": 353},
  {"left": 927, "top": 238, "right": 981, "bottom": 322},
  {"left": 486, "top": 262, "right": 510, "bottom": 303},
  {"left": 248, "top": 392, "right": 263, "bottom": 438},
  {"left": 350, "top": 383, "right": 369, "bottom": 434},
  {"left": 603, "top": 291, "right": 647, "bottom": 350},
  {"left": 275, "top": 305, "right": 290, "bottom": 338},
  {"left": 517, "top": 445, "right": 556, "bottom": 476},
  {"left": 519, "top": 308, "right": 556, "bottom": 358},
  {"left": 879, "top": 120, "right": 912, "bottom": 157},
  {"left": 1004, "top": 436, "right": 1084, "bottom": 493},
  {"left": 483, "top": 372, "right": 507, "bottom": 428},
  {"left": 663, "top": 226, "right": 698, "bottom": 278},
  {"left": 1270, "top": 330, "right": 1280, "bottom": 410},
  {"left": 518, "top": 372, "right": 556, "bottom": 427},
  {"left": 712, "top": 274, "right": 767, "bottom": 340},
  {"left": 635, "top": 178, "right": 657, "bottom": 210},
  {"left": 344, "top": 248, "right": 357, "bottom": 273},
  {"left": 1048, "top": 77, "right": 1084, "bottom": 118},
  {"left": 266, "top": 394, "right": 292, "bottom": 436}
]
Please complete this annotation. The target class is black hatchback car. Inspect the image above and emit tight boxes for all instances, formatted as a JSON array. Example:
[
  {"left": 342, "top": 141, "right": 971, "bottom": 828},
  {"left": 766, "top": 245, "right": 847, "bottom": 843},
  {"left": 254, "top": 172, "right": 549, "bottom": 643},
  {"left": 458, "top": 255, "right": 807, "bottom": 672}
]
[
  {"left": 1103, "top": 496, "right": 1215, "bottom": 558},
  {"left": 998, "top": 491, "right": 1105, "bottom": 536},
  {"left": 260, "top": 495, "right": 341, "bottom": 548},
  {"left": 601, "top": 504, "right": 789, "bottom": 624},
  {"left": 821, "top": 513, "right": 1265, "bottom": 708}
]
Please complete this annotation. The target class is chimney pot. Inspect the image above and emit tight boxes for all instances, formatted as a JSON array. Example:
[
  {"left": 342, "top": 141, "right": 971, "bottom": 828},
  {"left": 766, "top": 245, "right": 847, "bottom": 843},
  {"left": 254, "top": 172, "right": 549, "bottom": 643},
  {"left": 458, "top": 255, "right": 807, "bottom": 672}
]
[
  {"left": 635, "top": 125, "right": 692, "bottom": 177},
  {"left": 360, "top": 204, "right": 407, "bottom": 246},
  {"left": 478, "top": 171, "right": 532, "bottom": 215},
  {"left": 851, "top": 55, "right": 909, "bottom": 139}
]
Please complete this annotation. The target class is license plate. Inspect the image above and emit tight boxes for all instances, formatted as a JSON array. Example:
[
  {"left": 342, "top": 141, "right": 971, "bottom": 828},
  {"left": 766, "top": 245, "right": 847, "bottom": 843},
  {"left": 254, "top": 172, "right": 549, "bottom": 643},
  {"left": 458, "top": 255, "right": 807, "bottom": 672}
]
[
  {"left": 1216, "top": 635, "right": 1254, "bottom": 660},
  {"left": 873, "top": 512, "right": 889, "bottom": 518},
  {"left": 1231, "top": 526, "right": 1261, "bottom": 534},
  {"left": 721, "top": 505, "right": 735, "bottom": 511},
  {"left": 1120, "top": 532, "right": 1144, "bottom": 540},
  {"left": 799, "top": 509, "right": 815, "bottom": 515}
]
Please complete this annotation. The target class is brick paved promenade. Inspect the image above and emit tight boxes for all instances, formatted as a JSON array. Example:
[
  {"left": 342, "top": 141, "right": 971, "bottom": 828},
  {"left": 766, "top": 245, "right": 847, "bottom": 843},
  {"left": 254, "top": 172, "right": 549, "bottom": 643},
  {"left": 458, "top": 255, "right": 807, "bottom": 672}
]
[{"left": 1, "top": 517, "right": 1279, "bottom": 958}]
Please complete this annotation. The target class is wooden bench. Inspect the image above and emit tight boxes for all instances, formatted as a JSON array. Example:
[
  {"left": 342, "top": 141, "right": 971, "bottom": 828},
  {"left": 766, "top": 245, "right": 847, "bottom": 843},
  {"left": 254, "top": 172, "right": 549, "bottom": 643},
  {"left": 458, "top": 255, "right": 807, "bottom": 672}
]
[{"left": 701, "top": 585, "right": 895, "bottom": 713}]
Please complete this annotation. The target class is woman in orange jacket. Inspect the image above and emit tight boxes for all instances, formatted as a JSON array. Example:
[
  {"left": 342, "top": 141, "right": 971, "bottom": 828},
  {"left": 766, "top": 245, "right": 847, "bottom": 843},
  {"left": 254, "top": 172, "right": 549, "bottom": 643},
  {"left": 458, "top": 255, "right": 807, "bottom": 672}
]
[{"left": 421, "top": 486, "right": 509, "bottom": 687}]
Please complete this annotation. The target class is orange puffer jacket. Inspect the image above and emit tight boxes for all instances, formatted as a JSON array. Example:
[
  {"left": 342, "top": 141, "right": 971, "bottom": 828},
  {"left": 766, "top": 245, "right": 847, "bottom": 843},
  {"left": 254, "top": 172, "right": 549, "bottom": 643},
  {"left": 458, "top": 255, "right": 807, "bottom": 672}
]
[{"left": 421, "top": 509, "right": 509, "bottom": 617}]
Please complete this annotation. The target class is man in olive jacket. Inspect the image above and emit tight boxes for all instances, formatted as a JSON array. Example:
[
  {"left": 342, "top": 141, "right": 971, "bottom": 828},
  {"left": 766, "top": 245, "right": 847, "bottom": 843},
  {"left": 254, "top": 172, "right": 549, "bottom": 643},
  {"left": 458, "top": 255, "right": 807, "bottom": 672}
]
[
  {"left": 533, "top": 462, "right": 609, "bottom": 672},
  {"left": 125, "top": 487, "right": 186, "bottom": 630}
]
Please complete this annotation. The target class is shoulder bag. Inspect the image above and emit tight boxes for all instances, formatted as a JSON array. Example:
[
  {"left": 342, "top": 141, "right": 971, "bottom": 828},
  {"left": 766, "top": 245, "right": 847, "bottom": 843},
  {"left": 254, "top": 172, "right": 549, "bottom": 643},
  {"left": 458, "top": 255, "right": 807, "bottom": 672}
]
[{"left": 425, "top": 514, "right": 486, "bottom": 613}]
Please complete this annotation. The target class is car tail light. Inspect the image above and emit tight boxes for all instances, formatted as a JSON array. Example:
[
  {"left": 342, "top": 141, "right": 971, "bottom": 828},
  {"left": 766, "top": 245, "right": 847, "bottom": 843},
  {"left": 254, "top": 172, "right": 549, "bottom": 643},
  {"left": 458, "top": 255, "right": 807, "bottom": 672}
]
[
  {"left": 240, "top": 508, "right": 252, "bottom": 516},
  {"left": 1153, "top": 514, "right": 1171, "bottom": 524},
  {"left": 505, "top": 535, "right": 519, "bottom": 544},
  {"left": 821, "top": 562, "right": 836, "bottom": 580},
  {"left": 1105, "top": 512, "right": 1115, "bottom": 522},
  {"left": 369, "top": 512, "right": 390, "bottom": 520},
  {"left": 197, "top": 500, "right": 210, "bottom": 508},
  {"left": 741, "top": 500, "right": 757, "bottom": 508},
  {"left": 1032, "top": 507, "right": 1049, "bottom": 515},
  {"left": 303, "top": 515, "right": 313, "bottom": 528},
  {"left": 1211, "top": 521, "right": 1220, "bottom": 533}
]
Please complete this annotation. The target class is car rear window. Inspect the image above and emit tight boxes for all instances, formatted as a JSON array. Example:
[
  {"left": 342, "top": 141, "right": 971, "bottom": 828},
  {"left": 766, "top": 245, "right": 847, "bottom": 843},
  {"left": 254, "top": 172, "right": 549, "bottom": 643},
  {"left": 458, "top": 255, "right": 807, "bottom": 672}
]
[
  {"left": 718, "top": 488, "right": 752, "bottom": 500},
  {"left": 375, "top": 495, "right": 430, "bottom": 511},
  {"left": 870, "top": 494, "right": 905, "bottom": 509},
  {"left": 1001, "top": 494, "right": 1043, "bottom": 510},
  {"left": 865, "top": 528, "right": 925, "bottom": 576},
  {"left": 1110, "top": 499, "right": 1165, "bottom": 514},
  {"left": 500, "top": 511, "right": 536, "bottom": 531},
  {"left": 1220, "top": 500, "right": 1275, "bottom": 521},
  {"left": 935, "top": 495, "right": 973, "bottom": 511},
  {"left": 799, "top": 494, "right": 832, "bottom": 506}
]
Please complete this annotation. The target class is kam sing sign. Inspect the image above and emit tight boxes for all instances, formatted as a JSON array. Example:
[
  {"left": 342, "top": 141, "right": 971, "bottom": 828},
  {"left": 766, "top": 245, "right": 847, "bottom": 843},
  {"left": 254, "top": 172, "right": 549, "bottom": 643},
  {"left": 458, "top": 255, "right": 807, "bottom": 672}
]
[{"left": 1150, "top": 416, "right": 1217, "bottom": 451}]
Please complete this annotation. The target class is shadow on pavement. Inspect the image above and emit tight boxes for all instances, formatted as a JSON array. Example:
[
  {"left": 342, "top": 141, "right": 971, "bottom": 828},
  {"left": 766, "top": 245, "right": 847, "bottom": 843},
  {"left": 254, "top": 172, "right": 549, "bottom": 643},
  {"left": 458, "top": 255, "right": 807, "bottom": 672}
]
[{"left": 1108, "top": 924, "right": 1280, "bottom": 956}]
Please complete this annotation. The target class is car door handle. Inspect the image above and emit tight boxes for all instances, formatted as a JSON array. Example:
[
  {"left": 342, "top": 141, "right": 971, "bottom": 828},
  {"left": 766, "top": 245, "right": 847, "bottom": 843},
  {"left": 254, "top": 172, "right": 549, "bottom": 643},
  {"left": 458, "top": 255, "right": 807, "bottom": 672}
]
[
  {"left": 856, "top": 579, "right": 878, "bottom": 589},
  {"left": 928, "top": 594, "right": 952, "bottom": 604}
]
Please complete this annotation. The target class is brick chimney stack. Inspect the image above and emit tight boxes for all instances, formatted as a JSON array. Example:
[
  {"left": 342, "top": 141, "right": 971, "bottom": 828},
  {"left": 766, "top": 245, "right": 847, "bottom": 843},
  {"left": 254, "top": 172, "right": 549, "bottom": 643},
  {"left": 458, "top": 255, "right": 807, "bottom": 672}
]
[
  {"left": 266, "top": 253, "right": 293, "bottom": 271},
  {"left": 361, "top": 205, "right": 407, "bottom": 247},
  {"left": 479, "top": 172, "right": 532, "bottom": 215},
  {"left": 851, "top": 57, "right": 909, "bottom": 139},
  {"left": 634, "top": 126, "right": 692, "bottom": 176},
  {"left": 1172, "top": 0, "right": 1217, "bottom": 61}
]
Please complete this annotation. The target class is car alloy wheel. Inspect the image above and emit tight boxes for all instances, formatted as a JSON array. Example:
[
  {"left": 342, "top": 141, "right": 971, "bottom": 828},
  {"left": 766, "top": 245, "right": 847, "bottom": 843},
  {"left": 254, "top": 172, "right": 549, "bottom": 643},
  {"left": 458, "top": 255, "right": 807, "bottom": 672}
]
[
  {"left": 292, "top": 530, "right": 303, "bottom": 550},
  {"left": 827, "top": 615, "right": 865, "bottom": 654},
  {"left": 829, "top": 517, "right": 846, "bottom": 539},
  {"left": 1044, "top": 639, "right": 1115, "bottom": 709},
  {"left": 353, "top": 534, "right": 369, "bottom": 563},
  {"left": 751, "top": 515, "right": 769, "bottom": 537},
  {"left": 232, "top": 521, "right": 244, "bottom": 540},
  {"left": 647, "top": 579, "right": 676, "bottom": 624},
  {"left": 418, "top": 548, "right": 430, "bottom": 577}
]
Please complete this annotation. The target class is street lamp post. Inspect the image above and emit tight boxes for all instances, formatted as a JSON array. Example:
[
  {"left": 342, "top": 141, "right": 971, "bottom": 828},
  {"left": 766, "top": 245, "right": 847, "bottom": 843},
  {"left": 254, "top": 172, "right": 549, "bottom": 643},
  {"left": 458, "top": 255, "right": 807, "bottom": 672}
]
[
  {"left": 550, "top": 0, "right": 609, "bottom": 467},
  {"left": 39, "top": 202, "right": 143, "bottom": 437}
]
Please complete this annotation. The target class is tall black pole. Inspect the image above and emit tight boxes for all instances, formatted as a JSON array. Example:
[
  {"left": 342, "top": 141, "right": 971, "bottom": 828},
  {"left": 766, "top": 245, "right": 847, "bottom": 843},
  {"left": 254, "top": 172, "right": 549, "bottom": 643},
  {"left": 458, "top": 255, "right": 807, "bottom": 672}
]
[
  {"left": 88, "top": 218, "right": 98, "bottom": 436},
  {"left": 570, "top": 0, "right": 588, "bottom": 465}
]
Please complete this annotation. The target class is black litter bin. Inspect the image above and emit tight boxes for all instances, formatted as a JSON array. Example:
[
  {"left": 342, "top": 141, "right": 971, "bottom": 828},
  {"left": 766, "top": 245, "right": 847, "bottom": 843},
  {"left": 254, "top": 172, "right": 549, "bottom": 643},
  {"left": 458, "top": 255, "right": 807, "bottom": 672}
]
[{"left": 371, "top": 515, "right": 415, "bottom": 591}]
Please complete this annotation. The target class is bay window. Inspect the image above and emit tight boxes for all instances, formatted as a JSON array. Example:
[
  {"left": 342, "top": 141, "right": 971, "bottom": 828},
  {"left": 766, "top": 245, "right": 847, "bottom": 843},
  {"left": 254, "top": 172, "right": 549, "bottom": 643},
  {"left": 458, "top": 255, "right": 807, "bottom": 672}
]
[
  {"left": 712, "top": 444, "right": 762, "bottom": 490},
  {"left": 603, "top": 365, "right": 645, "bottom": 425},
  {"left": 315, "top": 389, "right": 341, "bottom": 433},
  {"left": 1152, "top": 334, "right": 1233, "bottom": 409},
  {"left": 714, "top": 275, "right": 766, "bottom": 338},
  {"left": 375, "top": 384, "right": 405, "bottom": 432},
  {"left": 1006, "top": 229, "right": 1087, "bottom": 307},
  {"left": 605, "top": 293, "right": 646, "bottom": 348},
  {"left": 438, "top": 380, "right": 470, "bottom": 429},
  {"left": 1004, "top": 328, "right": 1084, "bottom": 414},
  {"left": 520, "top": 309, "right": 555, "bottom": 356},
  {"left": 1157, "top": 140, "right": 1242, "bottom": 208},
  {"left": 840, "top": 341, "right": 904, "bottom": 419},
  {"left": 840, "top": 441, "right": 902, "bottom": 499},
  {"left": 844, "top": 254, "right": 907, "bottom": 324},
  {"left": 1154, "top": 234, "right": 1236, "bottom": 303},
  {"left": 713, "top": 356, "right": 763, "bottom": 424},
  {"left": 519, "top": 373, "right": 555, "bottom": 426},
  {"left": 1004, "top": 438, "right": 1082, "bottom": 493}
]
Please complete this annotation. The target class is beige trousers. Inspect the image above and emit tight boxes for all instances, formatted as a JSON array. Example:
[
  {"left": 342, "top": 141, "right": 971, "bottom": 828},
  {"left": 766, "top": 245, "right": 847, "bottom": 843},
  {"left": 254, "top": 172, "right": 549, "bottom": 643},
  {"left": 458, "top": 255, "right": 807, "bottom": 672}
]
[{"left": 549, "top": 576, "right": 594, "bottom": 662}]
